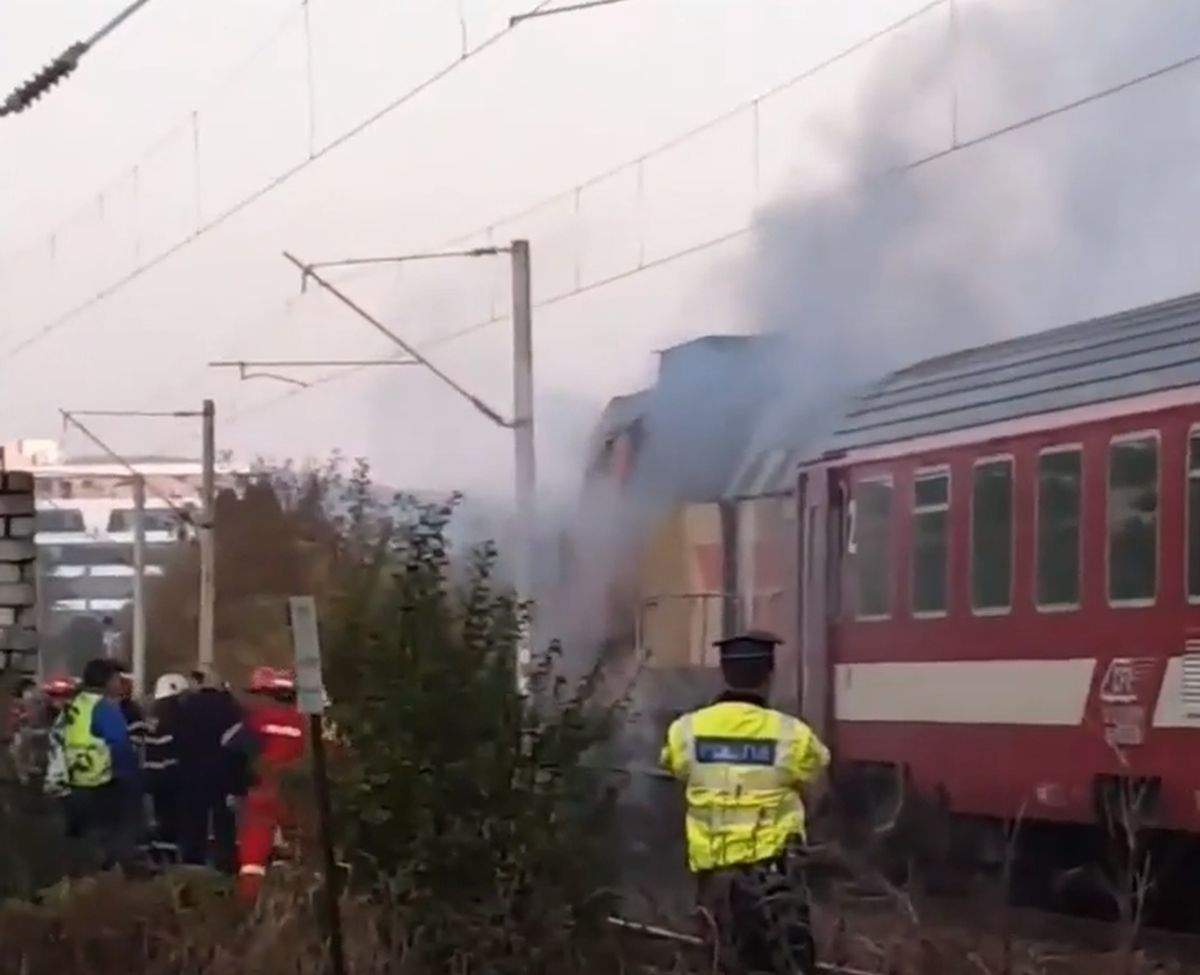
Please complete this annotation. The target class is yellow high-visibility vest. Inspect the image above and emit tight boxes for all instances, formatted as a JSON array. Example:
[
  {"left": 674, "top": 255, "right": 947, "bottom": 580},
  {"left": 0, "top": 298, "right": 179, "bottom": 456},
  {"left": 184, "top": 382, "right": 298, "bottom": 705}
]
[
  {"left": 660, "top": 698, "right": 829, "bottom": 873},
  {"left": 63, "top": 691, "right": 113, "bottom": 788}
]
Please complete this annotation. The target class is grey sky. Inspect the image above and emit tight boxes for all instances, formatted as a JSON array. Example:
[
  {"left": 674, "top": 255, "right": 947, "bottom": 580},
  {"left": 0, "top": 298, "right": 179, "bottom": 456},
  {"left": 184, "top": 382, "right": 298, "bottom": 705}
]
[{"left": 3, "top": 0, "right": 1200, "bottom": 509}]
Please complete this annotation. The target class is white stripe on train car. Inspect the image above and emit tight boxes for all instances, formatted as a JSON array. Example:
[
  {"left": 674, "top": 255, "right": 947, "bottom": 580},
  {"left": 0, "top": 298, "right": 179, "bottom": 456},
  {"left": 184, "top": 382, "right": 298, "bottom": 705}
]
[
  {"left": 1152, "top": 656, "right": 1200, "bottom": 728},
  {"left": 834, "top": 658, "right": 1097, "bottom": 725}
]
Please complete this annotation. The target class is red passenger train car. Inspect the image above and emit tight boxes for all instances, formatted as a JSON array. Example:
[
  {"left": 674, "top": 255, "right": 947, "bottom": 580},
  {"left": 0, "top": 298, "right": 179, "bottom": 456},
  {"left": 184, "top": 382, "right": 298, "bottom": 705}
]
[{"left": 796, "top": 293, "right": 1200, "bottom": 845}]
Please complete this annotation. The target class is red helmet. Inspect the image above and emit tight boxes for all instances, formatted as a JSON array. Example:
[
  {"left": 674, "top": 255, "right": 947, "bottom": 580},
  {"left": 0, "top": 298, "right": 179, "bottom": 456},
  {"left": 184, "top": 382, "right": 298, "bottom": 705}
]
[
  {"left": 43, "top": 675, "right": 77, "bottom": 697},
  {"left": 247, "top": 666, "right": 295, "bottom": 695}
]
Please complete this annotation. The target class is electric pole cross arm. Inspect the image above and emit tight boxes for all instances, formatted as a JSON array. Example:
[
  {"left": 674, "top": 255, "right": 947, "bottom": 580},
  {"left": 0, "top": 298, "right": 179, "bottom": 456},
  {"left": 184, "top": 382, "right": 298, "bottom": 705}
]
[
  {"left": 282, "top": 250, "right": 518, "bottom": 428},
  {"left": 58, "top": 409, "right": 195, "bottom": 524},
  {"left": 209, "top": 358, "right": 420, "bottom": 389},
  {"left": 272, "top": 240, "right": 534, "bottom": 693},
  {"left": 59, "top": 402, "right": 217, "bottom": 673}
]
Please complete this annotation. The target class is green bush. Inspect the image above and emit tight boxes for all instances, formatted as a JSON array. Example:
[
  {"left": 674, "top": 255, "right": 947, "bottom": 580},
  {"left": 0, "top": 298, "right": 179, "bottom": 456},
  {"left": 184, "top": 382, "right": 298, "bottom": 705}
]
[
  {"left": 1, "top": 458, "right": 636, "bottom": 973},
  {"left": 321, "top": 466, "right": 627, "bottom": 973}
]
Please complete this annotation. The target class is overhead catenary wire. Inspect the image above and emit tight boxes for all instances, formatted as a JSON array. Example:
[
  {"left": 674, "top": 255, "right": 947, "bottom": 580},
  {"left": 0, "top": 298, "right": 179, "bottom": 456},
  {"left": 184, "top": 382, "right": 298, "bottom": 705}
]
[
  {"left": 224, "top": 19, "right": 1200, "bottom": 421},
  {"left": 1, "top": 0, "right": 158, "bottom": 116},
  {"left": 0, "top": 0, "right": 938, "bottom": 361},
  {"left": 210, "top": 358, "right": 419, "bottom": 368},
  {"left": 66, "top": 409, "right": 203, "bottom": 418},
  {"left": 510, "top": 0, "right": 633, "bottom": 27},
  {"left": 445, "top": 0, "right": 951, "bottom": 249},
  {"left": 220, "top": 228, "right": 750, "bottom": 427},
  {"left": 214, "top": 21, "right": 1200, "bottom": 428},
  {"left": 281, "top": 251, "right": 515, "bottom": 427},
  {"left": 2, "top": 2, "right": 312, "bottom": 258},
  {"left": 58, "top": 410, "right": 197, "bottom": 524},
  {"left": 0, "top": 0, "right": 555, "bottom": 361},
  {"left": 18, "top": 0, "right": 1200, "bottom": 446},
  {"left": 210, "top": 358, "right": 420, "bottom": 388},
  {"left": 3, "top": 0, "right": 1168, "bottom": 373},
  {"left": 85, "top": 0, "right": 157, "bottom": 47},
  {"left": 301, "top": 246, "right": 506, "bottom": 276}
]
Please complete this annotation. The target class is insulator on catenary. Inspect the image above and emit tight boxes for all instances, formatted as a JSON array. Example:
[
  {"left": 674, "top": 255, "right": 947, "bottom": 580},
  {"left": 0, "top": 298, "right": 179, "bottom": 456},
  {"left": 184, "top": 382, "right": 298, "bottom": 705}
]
[{"left": 1, "top": 42, "right": 89, "bottom": 116}]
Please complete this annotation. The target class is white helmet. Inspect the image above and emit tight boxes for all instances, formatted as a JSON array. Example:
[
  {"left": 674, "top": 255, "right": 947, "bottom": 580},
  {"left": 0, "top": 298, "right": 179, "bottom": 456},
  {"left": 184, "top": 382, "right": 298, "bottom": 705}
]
[{"left": 154, "top": 673, "right": 189, "bottom": 700}]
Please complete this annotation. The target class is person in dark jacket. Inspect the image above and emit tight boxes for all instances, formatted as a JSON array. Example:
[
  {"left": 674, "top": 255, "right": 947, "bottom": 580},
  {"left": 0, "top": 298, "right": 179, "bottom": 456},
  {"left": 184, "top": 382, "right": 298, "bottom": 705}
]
[
  {"left": 115, "top": 671, "right": 150, "bottom": 759},
  {"left": 143, "top": 673, "right": 188, "bottom": 864},
  {"left": 172, "top": 668, "right": 255, "bottom": 873}
]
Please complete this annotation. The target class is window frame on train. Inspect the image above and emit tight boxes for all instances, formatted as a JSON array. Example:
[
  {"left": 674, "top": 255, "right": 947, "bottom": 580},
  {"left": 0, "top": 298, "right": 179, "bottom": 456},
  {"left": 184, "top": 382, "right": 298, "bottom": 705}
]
[
  {"left": 1106, "top": 429, "right": 1160, "bottom": 608},
  {"left": 1035, "top": 443, "right": 1083, "bottom": 613},
  {"left": 911, "top": 466, "right": 950, "bottom": 618},
  {"left": 852, "top": 474, "right": 894, "bottom": 621},
  {"left": 970, "top": 454, "right": 1015, "bottom": 616},
  {"left": 1186, "top": 425, "right": 1200, "bottom": 604}
]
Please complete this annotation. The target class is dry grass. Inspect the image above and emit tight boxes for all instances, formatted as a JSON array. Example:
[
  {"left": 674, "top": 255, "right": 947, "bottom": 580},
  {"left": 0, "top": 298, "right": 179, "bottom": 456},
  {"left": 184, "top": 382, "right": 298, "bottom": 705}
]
[
  {"left": 0, "top": 865, "right": 420, "bottom": 975},
  {"left": 2, "top": 865, "right": 1199, "bottom": 974},
  {"left": 812, "top": 906, "right": 1200, "bottom": 975}
]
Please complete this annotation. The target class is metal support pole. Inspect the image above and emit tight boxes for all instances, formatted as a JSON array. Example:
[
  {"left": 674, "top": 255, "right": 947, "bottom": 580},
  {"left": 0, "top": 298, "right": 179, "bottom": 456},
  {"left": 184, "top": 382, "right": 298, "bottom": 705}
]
[
  {"left": 198, "top": 399, "right": 215, "bottom": 670},
  {"left": 132, "top": 474, "right": 147, "bottom": 698},
  {"left": 310, "top": 713, "right": 346, "bottom": 975},
  {"left": 511, "top": 240, "right": 535, "bottom": 686}
]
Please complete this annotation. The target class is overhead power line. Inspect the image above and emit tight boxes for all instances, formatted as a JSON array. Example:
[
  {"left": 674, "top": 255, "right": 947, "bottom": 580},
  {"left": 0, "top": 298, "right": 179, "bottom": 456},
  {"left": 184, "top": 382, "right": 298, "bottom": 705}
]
[
  {"left": 282, "top": 250, "right": 515, "bottom": 426},
  {"left": 217, "top": 38, "right": 1200, "bottom": 430},
  {"left": 1, "top": 0, "right": 158, "bottom": 117},
  {"left": 66, "top": 409, "right": 203, "bottom": 418},
  {"left": 9, "top": 0, "right": 1200, "bottom": 397},
  {"left": 510, "top": 0, "right": 633, "bottom": 27},
  {"left": 447, "top": 0, "right": 950, "bottom": 247},
  {"left": 0, "top": 0, "right": 554, "bottom": 360},
  {"left": 58, "top": 409, "right": 195, "bottom": 523}
]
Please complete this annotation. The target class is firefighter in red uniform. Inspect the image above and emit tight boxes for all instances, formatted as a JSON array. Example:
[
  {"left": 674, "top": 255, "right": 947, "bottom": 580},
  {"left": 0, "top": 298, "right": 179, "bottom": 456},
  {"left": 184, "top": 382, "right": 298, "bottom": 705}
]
[{"left": 237, "top": 666, "right": 307, "bottom": 903}]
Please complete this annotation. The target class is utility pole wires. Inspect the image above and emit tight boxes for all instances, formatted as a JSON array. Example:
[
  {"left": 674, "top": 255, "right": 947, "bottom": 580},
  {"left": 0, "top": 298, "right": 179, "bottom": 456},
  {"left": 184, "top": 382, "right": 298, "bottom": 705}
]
[{"left": 59, "top": 404, "right": 218, "bottom": 674}]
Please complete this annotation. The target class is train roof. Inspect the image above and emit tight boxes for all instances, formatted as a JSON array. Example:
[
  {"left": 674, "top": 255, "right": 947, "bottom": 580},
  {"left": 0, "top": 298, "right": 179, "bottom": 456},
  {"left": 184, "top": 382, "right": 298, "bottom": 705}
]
[{"left": 813, "top": 289, "right": 1200, "bottom": 462}]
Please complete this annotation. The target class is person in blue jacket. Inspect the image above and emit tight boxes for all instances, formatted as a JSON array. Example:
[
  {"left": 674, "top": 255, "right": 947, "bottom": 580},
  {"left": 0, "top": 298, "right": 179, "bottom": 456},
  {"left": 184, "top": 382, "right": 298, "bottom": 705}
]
[{"left": 47, "top": 658, "right": 145, "bottom": 875}]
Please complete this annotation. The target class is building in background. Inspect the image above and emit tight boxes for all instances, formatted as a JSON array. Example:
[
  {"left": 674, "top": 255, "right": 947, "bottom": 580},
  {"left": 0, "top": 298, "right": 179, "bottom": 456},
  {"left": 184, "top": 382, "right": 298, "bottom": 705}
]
[{"left": 1, "top": 439, "right": 245, "bottom": 671}]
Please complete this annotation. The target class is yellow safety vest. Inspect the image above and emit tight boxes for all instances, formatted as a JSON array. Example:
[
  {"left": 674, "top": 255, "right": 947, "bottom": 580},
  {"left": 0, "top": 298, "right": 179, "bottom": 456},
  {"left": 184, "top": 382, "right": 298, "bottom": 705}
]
[
  {"left": 63, "top": 692, "right": 113, "bottom": 788},
  {"left": 660, "top": 699, "right": 830, "bottom": 873}
]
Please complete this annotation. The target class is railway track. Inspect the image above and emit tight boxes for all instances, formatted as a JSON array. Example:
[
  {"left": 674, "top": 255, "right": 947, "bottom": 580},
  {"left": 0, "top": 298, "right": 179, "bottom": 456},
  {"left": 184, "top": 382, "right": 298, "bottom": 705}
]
[
  {"left": 608, "top": 915, "right": 875, "bottom": 974},
  {"left": 609, "top": 890, "right": 1200, "bottom": 974}
]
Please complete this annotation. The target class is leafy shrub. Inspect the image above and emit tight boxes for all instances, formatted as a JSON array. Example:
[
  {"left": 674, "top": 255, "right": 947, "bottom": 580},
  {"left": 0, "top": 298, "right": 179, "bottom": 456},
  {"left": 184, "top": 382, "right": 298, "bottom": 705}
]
[{"left": 320, "top": 466, "right": 627, "bottom": 973}]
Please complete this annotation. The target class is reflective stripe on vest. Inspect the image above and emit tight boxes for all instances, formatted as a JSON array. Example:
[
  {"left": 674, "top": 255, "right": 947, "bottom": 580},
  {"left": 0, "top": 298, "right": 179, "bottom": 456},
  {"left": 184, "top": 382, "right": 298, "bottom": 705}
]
[
  {"left": 261, "top": 723, "right": 303, "bottom": 738},
  {"left": 64, "top": 692, "right": 113, "bottom": 788},
  {"left": 673, "top": 701, "right": 809, "bottom": 872}
]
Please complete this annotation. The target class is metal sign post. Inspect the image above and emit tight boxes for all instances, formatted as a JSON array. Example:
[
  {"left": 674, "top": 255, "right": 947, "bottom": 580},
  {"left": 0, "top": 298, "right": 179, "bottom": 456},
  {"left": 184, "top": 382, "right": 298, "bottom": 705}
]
[{"left": 288, "top": 595, "right": 345, "bottom": 975}]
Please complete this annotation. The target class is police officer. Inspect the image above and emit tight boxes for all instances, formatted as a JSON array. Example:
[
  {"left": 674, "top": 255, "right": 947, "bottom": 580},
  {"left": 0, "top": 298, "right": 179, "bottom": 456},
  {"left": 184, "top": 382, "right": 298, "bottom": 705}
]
[{"left": 660, "top": 631, "right": 829, "bottom": 974}]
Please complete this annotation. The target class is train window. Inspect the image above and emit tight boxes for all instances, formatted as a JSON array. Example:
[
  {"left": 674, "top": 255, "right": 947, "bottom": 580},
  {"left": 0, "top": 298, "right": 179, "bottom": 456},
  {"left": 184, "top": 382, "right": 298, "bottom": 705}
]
[
  {"left": 1036, "top": 448, "right": 1082, "bottom": 609},
  {"left": 972, "top": 458, "right": 1013, "bottom": 612},
  {"left": 1108, "top": 434, "right": 1159, "bottom": 604},
  {"left": 1189, "top": 432, "right": 1200, "bottom": 602},
  {"left": 854, "top": 478, "right": 892, "bottom": 618},
  {"left": 912, "top": 470, "right": 949, "bottom": 616}
]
